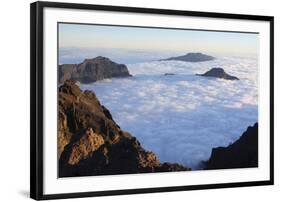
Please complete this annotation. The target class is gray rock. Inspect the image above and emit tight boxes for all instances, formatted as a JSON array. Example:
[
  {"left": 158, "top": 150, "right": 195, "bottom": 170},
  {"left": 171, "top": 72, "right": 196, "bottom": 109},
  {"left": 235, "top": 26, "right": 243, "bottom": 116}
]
[
  {"left": 161, "top": 52, "right": 215, "bottom": 62},
  {"left": 164, "top": 73, "right": 176, "bottom": 76},
  {"left": 59, "top": 56, "right": 132, "bottom": 84},
  {"left": 197, "top": 68, "right": 239, "bottom": 80}
]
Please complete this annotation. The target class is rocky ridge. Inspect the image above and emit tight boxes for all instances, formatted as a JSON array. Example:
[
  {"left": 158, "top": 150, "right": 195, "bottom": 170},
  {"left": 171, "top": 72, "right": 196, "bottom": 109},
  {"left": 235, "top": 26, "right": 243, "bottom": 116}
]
[
  {"left": 58, "top": 56, "right": 132, "bottom": 84},
  {"left": 205, "top": 123, "right": 258, "bottom": 169},
  {"left": 58, "top": 80, "right": 190, "bottom": 177}
]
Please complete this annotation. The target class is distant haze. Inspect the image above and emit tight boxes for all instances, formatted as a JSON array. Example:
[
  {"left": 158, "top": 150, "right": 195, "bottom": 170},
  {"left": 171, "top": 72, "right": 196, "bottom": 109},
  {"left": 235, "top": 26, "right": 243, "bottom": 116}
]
[{"left": 59, "top": 23, "right": 259, "bottom": 58}]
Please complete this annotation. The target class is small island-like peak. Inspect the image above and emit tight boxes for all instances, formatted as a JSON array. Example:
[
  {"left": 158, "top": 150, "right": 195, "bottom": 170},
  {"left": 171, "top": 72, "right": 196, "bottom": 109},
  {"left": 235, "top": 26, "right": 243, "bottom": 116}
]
[
  {"left": 196, "top": 67, "right": 239, "bottom": 80},
  {"left": 160, "top": 52, "right": 215, "bottom": 62}
]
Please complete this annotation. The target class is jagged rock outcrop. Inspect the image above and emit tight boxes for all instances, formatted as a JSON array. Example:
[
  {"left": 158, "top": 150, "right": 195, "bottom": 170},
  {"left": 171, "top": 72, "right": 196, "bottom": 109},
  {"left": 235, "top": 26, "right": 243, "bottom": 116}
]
[
  {"left": 58, "top": 56, "right": 131, "bottom": 84},
  {"left": 58, "top": 80, "right": 190, "bottom": 177},
  {"left": 205, "top": 123, "right": 258, "bottom": 170},
  {"left": 161, "top": 52, "right": 215, "bottom": 62},
  {"left": 197, "top": 68, "right": 239, "bottom": 80}
]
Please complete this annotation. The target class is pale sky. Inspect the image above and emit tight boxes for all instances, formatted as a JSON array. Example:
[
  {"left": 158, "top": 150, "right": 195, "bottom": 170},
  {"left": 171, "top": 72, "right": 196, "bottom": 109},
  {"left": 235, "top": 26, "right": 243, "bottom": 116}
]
[{"left": 59, "top": 23, "right": 259, "bottom": 57}]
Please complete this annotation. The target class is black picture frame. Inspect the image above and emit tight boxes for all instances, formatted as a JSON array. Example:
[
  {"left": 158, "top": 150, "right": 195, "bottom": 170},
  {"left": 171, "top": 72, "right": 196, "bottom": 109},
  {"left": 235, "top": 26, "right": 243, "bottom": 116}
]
[{"left": 30, "top": 1, "right": 274, "bottom": 200}]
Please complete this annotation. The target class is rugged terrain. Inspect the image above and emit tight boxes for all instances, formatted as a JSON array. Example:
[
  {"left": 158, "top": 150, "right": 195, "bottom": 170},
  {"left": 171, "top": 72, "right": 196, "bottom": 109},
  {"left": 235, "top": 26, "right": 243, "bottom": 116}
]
[
  {"left": 58, "top": 56, "right": 131, "bottom": 84},
  {"left": 58, "top": 80, "right": 190, "bottom": 177},
  {"left": 205, "top": 123, "right": 258, "bottom": 169}
]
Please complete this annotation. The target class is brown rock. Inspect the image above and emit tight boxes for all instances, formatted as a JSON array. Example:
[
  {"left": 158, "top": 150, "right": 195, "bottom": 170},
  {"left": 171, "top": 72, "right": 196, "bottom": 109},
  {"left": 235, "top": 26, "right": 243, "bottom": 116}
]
[
  {"left": 59, "top": 56, "right": 132, "bottom": 84},
  {"left": 68, "top": 128, "right": 105, "bottom": 165},
  {"left": 58, "top": 80, "right": 190, "bottom": 177}
]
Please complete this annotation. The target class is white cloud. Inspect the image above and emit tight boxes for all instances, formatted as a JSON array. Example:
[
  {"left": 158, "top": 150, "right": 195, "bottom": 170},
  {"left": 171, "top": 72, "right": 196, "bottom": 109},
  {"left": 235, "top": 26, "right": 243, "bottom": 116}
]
[{"left": 81, "top": 56, "right": 258, "bottom": 169}]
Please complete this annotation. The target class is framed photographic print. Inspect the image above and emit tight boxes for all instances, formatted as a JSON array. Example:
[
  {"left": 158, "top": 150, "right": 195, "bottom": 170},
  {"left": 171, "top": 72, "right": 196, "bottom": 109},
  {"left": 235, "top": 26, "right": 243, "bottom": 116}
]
[{"left": 30, "top": 1, "right": 274, "bottom": 200}]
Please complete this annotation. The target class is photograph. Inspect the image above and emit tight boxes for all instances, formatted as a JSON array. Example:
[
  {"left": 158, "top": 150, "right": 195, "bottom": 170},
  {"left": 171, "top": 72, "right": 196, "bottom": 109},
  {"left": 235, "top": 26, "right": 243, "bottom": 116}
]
[{"left": 57, "top": 23, "right": 259, "bottom": 177}]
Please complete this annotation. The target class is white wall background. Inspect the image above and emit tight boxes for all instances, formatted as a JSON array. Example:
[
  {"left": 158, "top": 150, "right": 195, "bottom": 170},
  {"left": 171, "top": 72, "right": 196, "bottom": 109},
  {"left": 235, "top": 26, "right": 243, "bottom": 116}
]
[{"left": 0, "top": 0, "right": 279, "bottom": 201}]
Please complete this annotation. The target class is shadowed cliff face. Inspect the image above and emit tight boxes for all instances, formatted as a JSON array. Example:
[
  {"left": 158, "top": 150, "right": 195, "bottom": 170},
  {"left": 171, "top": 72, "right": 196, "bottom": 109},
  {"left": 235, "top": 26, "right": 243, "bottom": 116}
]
[
  {"left": 205, "top": 123, "right": 258, "bottom": 170},
  {"left": 58, "top": 80, "right": 190, "bottom": 177},
  {"left": 58, "top": 56, "right": 132, "bottom": 84}
]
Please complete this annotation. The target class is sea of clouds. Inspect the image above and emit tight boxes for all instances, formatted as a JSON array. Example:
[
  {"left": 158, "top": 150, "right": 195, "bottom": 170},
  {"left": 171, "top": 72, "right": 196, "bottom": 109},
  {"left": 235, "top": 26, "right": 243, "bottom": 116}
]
[{"left": 80, "top": 56, "right": 258, "bottom": 169}]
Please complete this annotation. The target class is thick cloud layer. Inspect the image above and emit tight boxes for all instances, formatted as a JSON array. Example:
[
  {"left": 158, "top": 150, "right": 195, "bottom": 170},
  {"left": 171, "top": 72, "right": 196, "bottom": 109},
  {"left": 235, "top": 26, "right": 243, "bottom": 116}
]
[{"left": 81, "top": 56, "right": 258, "bottom": 169}]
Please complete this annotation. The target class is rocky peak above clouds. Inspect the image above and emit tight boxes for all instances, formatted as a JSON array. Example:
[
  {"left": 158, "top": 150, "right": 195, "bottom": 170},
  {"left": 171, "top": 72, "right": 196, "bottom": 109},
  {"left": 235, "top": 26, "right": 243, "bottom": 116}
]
[{"left": 58, "top": 56, "right": 132, "bottom": 84}]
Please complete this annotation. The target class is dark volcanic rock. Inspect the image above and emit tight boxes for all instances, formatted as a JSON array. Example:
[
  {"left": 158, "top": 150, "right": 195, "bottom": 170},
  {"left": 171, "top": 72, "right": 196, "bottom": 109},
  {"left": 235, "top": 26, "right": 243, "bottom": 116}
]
[
  {"left": 164, "top": 73, "right": 176, "bottom": 76},
  {"left": 59, "top": 56, "right": 132, "bottom": 84},
  {"left": 58, "top": 80, "right": 190, "bottom": 177},
  {"left": 197, "top": 68, "right": 239, "bottom": 80},
  {"left": 161, "top": 52, "right": 215, "bottom": 62},
  {"left": 205, "top": 123, "right": 258, "bottom": 170}
]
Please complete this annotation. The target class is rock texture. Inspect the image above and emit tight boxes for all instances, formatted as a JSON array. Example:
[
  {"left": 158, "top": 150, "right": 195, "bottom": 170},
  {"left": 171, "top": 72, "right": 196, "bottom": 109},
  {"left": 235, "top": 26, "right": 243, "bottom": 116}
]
[
  {"left": 58, "top": 80, "right": 190, "bottom": 177},
  {"left": 197, "top": 68, "right": 239, "bottom": 80},
  {"left": 205, "top": 123, "right": 258, "bottom": 170},
  {"left": 161, "top": 52, "right": 215, "bottom": 62},
  {"left": 58, "top": 56, "right": 131, "bottom": 84}
]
